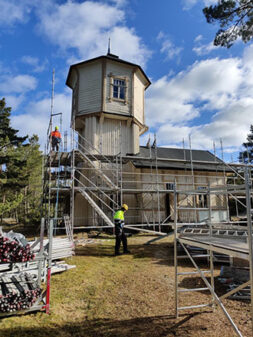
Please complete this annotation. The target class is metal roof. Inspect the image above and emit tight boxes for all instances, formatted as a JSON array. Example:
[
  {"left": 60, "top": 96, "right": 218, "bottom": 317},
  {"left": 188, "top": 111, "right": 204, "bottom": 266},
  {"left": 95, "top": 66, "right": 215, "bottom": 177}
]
[
  {"left": 129, "top": 146, "right": 228, "bottom": 172},
  {"left": 66, "top": 54, "right": 151, "bottom": 89}
]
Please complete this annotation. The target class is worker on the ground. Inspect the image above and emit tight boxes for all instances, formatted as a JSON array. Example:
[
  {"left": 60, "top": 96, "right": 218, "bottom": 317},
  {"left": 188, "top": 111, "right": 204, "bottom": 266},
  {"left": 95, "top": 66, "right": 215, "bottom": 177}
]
[
  {"left": 50, "top": 126, "right": 62, "bottom": 151},
  {"left": 114, "top": 204, "right": 130, "bottom": 256}
]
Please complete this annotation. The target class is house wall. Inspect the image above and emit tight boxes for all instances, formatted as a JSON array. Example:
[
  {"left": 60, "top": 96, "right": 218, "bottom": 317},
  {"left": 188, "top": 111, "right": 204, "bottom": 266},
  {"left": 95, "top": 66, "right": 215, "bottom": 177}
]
[
  {"left": 133, "top": 70, "right": 145, "bottom": 125},
  {"left": 77, "top": 62, "right": 102, "bottom": 114},
  {"left": 79, "top": 116, "right": 137, "bottom": 156},
  {"left": 104, "top": 60, "right": 133, "bottom": 115},
  {"left": 74, "top": 164, "right": 229, "bottom": 227}
]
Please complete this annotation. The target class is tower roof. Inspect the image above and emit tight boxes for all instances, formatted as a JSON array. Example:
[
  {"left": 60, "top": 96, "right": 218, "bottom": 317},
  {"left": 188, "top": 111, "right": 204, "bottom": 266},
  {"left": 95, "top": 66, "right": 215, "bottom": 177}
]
[{"left": 66, "top": 54, "right": 151, "bottom": 89}]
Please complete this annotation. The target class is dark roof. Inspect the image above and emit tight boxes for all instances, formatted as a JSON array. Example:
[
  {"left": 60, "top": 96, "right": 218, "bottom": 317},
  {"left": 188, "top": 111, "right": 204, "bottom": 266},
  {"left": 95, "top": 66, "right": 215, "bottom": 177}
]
[
  {"left": 128, "top": 146, "right": 228, "bottom": 172},
  {"left": 139, "top": 146, "right": 222, "bottom": 162},
  {"left": 66, "top": 54, "right": 151, "bottom": 88}
]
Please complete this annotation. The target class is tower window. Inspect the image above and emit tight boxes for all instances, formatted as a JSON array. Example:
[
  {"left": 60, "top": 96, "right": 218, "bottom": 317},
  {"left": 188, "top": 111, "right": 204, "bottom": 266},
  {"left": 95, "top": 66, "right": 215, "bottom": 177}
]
[{"left": 113, "top": 79, "right": 126, "bottom": 100}]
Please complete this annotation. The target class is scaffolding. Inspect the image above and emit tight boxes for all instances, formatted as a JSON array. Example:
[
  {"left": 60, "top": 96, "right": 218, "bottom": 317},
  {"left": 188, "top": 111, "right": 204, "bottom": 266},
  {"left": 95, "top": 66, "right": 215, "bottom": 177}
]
[
  {"left": 174, "top": 166, "right": 253, "bottom": 337},
  {"left": 43, "top": 107, "right": 253, "bottom": 333},
  {"left": 44, "top": 120, "right": 243, "bottom": 236}
]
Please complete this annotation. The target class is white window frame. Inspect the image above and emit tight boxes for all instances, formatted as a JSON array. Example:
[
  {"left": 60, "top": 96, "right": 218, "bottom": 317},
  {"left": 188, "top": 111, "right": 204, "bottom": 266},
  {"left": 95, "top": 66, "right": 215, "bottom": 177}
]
[
  {"left": 108, "top": 74, "right": 128, "bottom": 104},
  {"left": 113, "top": 78, "right": 126, "bottom": 100},
  {"left": 197, "top": 186, "right": 208, "bottom": 208}
]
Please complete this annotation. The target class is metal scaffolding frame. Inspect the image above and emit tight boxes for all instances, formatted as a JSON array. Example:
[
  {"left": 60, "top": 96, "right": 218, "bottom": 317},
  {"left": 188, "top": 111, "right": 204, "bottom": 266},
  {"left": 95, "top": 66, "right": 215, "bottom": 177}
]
[
  {"left": 174, "top": 166, "right": 253, "bottom": 337},
  {"left": 44, "top": 122, "right": 244, "bottom": 235}
]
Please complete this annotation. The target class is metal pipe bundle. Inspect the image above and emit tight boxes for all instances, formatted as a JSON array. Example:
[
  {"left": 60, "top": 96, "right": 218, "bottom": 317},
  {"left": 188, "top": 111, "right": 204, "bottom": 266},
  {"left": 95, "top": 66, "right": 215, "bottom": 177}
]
[
  {"left": 32, "top": 238, "right": 74, "bottom": 260},
  {"left": 0, "top": 235, "right": 35, "bottom": 264},
  {"left": 0, "top": 273, "right": 42, "bottom": 313}
]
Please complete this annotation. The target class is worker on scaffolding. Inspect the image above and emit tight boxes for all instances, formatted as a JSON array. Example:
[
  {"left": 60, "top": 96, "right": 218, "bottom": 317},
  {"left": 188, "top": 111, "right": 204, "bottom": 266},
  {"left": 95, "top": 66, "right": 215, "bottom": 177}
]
[
  {"left": 50, "top": 126, "right": 62, "bottom": 151},
  {"left": 114, "top": 204, "right": 130, "bottom": 255}
]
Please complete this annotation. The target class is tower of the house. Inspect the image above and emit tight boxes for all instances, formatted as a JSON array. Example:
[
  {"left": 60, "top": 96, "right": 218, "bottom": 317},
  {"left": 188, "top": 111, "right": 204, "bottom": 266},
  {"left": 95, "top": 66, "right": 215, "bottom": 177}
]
[{"left": 66, "top": 53, "right": 151, "bottom": 155}]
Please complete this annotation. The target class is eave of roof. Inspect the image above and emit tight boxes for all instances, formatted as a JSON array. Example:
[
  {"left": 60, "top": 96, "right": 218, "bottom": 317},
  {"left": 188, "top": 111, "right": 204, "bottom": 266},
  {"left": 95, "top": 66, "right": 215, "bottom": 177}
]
[
  {"left": 125, "top": 146, "right": 231, "bottom": 172},
  {"left": 66, "top": 54, "right": 151, "bottom": 89}
]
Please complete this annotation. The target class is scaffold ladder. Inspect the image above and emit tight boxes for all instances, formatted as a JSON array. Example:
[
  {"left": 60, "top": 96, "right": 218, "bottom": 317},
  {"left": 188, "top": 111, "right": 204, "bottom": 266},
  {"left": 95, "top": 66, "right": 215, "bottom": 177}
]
[{"left": 76, "top": 187, "right": 114, "bottom": 227}]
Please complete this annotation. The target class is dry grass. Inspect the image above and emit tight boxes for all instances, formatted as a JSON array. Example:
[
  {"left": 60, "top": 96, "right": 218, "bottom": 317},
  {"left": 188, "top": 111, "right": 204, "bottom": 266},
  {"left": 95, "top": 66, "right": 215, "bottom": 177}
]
[{"left": 0, "top": 234, "right": 251, "bottom": 337}]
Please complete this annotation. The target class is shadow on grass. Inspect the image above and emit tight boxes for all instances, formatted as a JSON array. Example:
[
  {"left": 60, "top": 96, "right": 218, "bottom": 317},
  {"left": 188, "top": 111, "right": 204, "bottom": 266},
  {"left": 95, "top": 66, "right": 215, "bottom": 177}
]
[
  {"left": 75, "top": 241, "right": 174, "bottom": 264},
  {"left": 0, "top": 312, "right": 211, "bottom": 337},
  {"left": 74, "top": 241, "right": 213, "bottom": 271}
]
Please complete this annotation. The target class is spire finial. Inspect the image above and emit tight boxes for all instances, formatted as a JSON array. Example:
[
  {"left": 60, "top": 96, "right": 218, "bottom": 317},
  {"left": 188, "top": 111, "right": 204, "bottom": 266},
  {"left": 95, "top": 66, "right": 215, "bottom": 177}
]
[{"left": 108, "top": 37, "right": 111, "bottom": 55}]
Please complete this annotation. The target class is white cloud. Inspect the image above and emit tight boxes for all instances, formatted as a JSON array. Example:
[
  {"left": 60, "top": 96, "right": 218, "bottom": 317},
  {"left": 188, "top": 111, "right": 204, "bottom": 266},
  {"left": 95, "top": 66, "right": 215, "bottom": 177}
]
[
  {"left": 110, "top": 0, "right": 127, "bottom": 7},
  {"left": 37, "top": 1, "right": 151, "bottom": 67},
  {"left": 157, "top": 32, "right": 183, "bottom": 61},
  {"left": 193, "top": 41, "right": 218, "bottom": 56},
  {"left": 4, "top": 95, "right": 25, "bottom": 111},
  {"left": 0, "top": 0, "right": 35, "bottom": 26},
  {"left": 0, "top": 74, "right": 37, "bottom": 94},
  {"left": 21, "top": 55, "right": 48, "bottom": 73},
  {"left": 183, "top": 0, "right": 217, "bottom": 10},
  {"left": 145, "top": 45, "right": 253, "bottom": 154},
  {"left": 12, "top": 92, "right": 72, "bottom": 148},
  {"left": 194, "top": 35, "right": 203, "bottom": 43}
]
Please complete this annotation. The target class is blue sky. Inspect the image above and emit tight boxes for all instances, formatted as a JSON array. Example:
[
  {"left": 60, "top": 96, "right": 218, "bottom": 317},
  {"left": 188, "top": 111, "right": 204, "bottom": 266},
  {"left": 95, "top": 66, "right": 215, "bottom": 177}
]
[{"left": 1, "top": 0, "right": 252, "bottom": 161}]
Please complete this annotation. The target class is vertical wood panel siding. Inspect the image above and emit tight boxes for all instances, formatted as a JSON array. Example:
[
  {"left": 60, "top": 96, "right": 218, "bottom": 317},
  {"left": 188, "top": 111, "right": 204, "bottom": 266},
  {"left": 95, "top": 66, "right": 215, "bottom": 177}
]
[
  {"left": 100, "top": 118, "right": 132, "bottom": 156},
  {"left": 105, "top": 61, "right": 132, "bottom": 115},
  {"left": 133, "top": 72, "right": 145, "bottom": 124},
  {"left": 78, "top": 62, "right": 102, "bottom": 114}
]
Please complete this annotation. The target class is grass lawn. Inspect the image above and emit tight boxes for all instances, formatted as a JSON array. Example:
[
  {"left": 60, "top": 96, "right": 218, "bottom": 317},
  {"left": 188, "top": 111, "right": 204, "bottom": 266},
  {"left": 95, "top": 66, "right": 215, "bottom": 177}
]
[{"left": 0, "top": 234, "right": 251, "bottom": 337}]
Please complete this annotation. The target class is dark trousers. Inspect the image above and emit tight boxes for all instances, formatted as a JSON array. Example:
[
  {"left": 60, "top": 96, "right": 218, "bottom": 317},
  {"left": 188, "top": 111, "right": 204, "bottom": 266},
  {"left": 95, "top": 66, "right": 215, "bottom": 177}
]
[
  {"left": 52, "top": 137, "right": 60, "bottom": 151},
  {"left": 115, "top": 224, "right": 128, "bottom": 254}
]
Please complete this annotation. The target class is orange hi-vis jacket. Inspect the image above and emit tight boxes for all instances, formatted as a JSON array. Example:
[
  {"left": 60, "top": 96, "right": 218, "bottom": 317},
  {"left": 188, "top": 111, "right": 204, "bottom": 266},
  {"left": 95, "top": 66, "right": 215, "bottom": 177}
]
[{"left": 51, "top": 130, "right": 61, "bottom": 138}]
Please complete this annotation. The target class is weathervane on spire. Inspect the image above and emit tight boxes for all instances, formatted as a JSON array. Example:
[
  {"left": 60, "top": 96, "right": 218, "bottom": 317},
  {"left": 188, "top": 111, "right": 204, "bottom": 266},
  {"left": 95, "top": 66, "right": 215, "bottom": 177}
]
[
  {"left": 107, "top": 37, "right": 111, "bottom": 55},
  {"left": 106, "top": 38, "right": 119, "bottom": 59}
]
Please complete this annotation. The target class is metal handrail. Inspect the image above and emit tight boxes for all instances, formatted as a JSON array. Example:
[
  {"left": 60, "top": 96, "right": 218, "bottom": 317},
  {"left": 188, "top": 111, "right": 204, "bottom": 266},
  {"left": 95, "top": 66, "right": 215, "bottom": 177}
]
[
  {"left": 74, "top": 177, "right": 114, "bottom": 214},
  {"left": 74, "top": 131, "right": 118, "bottom": 181},
  {"left": 74, "top": 139, "right": 118, "bottom": 189},
  {"left": 75, "top": 169, "right": 119, "bottom": 209}
]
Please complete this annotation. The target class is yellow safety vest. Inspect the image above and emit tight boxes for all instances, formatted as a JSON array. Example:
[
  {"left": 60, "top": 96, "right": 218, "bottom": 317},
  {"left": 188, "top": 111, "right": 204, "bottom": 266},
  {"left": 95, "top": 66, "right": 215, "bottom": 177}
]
[{"left": 113, "top": 210, "right": 124, "bottom": 221}]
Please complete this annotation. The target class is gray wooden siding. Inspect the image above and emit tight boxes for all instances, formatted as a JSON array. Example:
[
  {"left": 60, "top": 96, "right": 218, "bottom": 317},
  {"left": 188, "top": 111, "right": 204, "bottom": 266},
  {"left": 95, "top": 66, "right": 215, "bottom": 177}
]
[
  {"left": 100, "top": 118, "right": 132, "bottom": 156},
  {"left": 133, "top": 71, "right": 145, "bottom": 124},
  {"left": 104, "top": 61, "right": 132, "bottom": 115},
  {"left": 78, "top": 62, "right": 102, "bottom": 114},
  {"left": 80, "top": 116, "right": 135, "bottom": 156}
]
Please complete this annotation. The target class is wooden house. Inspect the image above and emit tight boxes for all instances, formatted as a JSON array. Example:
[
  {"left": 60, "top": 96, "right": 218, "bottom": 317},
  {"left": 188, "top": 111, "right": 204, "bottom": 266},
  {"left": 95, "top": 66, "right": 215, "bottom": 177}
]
[{"left": 66, "top": 52, "right": 229, "bottom": 229}]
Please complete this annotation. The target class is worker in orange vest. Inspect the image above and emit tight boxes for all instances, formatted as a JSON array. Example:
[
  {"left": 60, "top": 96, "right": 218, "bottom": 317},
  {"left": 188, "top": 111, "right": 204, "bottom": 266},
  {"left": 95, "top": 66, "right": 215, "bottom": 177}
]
[{"left": 50, "top": 126, "right": 62, "bottom": 151}]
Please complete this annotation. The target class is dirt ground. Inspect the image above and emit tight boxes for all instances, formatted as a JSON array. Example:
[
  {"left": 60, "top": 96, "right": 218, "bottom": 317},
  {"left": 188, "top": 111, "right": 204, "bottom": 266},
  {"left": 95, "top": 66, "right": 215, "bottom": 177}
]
[{"left": 0, "top": 234, "right": 251, "bottom": 337}]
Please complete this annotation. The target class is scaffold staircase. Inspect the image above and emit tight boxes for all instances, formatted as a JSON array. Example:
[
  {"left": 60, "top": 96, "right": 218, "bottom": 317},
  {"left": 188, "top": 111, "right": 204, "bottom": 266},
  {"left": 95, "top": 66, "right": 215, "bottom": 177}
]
[
  {"left": 74, "top": 132, "right": 119, "bottom": 191},
  {"left": 76, "top": 187, "right": 114, "bottom": 227},
  {"left": 72, "top": 131, "right": 121, "bottom": 228}
]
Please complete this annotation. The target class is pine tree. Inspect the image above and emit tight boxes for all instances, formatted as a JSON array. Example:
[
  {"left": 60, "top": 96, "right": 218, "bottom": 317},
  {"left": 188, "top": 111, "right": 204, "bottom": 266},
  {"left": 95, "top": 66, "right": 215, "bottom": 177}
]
[
  {"left": 0, "top": 98, "right": 28, "bottom": 221},
  {"left": 239, "top": 125, "right": 253, "bottom": 163},
  {"left": 18, "top": 135, "right": 43, "bottom": 225},
  {"left": 203, "top": 0, "right": 253, "bottom": 48}
]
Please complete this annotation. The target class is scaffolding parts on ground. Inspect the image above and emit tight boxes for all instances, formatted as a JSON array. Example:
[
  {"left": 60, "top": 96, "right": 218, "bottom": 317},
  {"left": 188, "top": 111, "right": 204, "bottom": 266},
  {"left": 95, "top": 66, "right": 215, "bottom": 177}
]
[
  {"left": 0, "top": 217, "right": 74, "bottom": 317},
  {"left": 0, "top": 231, "right": 35, "bottom": 263},
  {"left": 174, "top": 167, "right": 253, "bottom": 337},
  {"left": 0, "top": 273, "right": 42, "bottom": 313}
]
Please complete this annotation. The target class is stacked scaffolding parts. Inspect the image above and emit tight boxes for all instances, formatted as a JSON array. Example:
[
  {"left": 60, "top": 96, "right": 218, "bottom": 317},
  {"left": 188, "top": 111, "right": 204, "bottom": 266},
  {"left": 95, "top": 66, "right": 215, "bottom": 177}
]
[{"left": 0, "top": 218, "right": 53, "bottom": 316}]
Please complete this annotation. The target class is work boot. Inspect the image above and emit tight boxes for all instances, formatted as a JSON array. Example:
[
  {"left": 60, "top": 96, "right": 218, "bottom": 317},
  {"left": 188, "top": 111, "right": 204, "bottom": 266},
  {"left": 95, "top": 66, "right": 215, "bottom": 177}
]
[
  {"left": 115, "top": 252, "right": 122, "bottom": 256},
  {"left": 123, "top": 250, "right": 131, "bottom": 254}
]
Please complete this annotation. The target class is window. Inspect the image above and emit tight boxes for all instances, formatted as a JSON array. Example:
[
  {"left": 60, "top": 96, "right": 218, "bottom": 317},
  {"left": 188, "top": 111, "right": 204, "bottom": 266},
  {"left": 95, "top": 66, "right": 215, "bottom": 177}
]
[
  {"left": 197, "top": 186, "right": 208, "bottom": 208},
  {"left": 113, "top": 79, "right": 126, "bottom": 100},
  {"left": 166, "top": 183, "right": 174, "bottom": 191}
]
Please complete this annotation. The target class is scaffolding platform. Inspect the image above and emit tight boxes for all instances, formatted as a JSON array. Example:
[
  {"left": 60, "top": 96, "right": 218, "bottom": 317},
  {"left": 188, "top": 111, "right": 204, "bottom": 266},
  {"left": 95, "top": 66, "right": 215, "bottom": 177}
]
[{"left": 179, "top": 235, "right": 249, "bottom": 260}]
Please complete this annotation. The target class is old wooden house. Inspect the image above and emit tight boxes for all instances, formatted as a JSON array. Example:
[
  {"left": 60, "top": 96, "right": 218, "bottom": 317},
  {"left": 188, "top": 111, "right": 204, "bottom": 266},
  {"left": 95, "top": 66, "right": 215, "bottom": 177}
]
[{"left": 65, "top": 52, "right": 228, "bottom": 230}]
